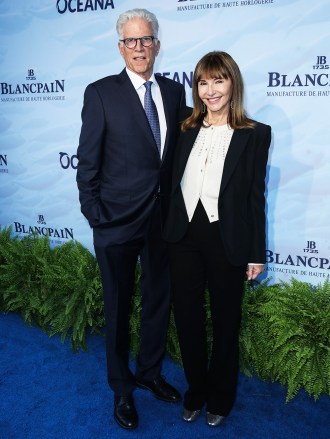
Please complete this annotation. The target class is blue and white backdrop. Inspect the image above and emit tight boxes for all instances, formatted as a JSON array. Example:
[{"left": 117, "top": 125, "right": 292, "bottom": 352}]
[{"left": 1, "top": 0, "right": 329, "bottom": 284}]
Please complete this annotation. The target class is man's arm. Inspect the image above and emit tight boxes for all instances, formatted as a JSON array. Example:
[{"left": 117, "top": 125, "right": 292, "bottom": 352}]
[{"left": 76, "top": 83, "right": 105, "bottom": 227}]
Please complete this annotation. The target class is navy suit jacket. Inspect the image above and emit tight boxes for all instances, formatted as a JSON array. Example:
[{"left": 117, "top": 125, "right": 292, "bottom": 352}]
[
  {"left": 76, "top": 69, "right": 186, "bottom": 243},
  {"left": 163, "top": 113, "right": 271, "bottom": 266}
]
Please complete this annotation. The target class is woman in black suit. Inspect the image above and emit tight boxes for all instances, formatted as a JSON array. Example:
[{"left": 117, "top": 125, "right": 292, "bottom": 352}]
[{"left": 163, "top": 51, "right": 271, "bottom": 427}]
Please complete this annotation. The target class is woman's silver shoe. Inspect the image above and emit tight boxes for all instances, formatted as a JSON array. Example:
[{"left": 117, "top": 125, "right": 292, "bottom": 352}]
[
  {"left": 206, "top": 412, "right": 226, "bottom": 427},
  {"left": 182, "top": 408, "right": 201, "bottom": 422}
]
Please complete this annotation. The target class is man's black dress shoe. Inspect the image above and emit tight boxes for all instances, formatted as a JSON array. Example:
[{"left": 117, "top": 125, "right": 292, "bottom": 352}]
[
  {"left": 114, "top": 395, "right": 138, "bottom": 430},
  {"left": 136, "top": 376, "right": 181, "bottom": 403}
]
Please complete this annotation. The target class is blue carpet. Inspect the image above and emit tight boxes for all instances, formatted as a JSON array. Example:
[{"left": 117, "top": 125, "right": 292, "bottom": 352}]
[{"left": 1, "top": 313, "right": 329, "bottom": 439}]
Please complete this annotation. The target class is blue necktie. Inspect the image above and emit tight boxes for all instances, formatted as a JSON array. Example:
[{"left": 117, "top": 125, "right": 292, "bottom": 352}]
[{"left": 144, "top": 81, "right": 161, "bottom": 155}]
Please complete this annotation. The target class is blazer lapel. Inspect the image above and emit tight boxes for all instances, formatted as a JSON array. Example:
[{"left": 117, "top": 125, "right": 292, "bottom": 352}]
[
  {"left": 157, "top": 78, "right": 171, "bottom": 161},
  {"left": 172, "top": 125, "right": 200, "bottom": 216},
  {"left": 220, "top": 128, "right": 250, "bottom": 195},
  {"left": 175, "top": 125, "right": 200, "bottom": 185},
  {"left": 117, "top": 70, "right": 159, "bottom": 154}
]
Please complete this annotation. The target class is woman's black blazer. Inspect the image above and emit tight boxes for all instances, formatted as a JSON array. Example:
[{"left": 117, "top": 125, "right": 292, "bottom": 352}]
[{"left": 163, "top": 114, "right": 271, "bottom": 267}]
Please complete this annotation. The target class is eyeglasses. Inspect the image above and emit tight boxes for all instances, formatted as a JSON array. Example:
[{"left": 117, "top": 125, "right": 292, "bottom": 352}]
[{"left": 120, "top": 36, "right": 156, "bottom": 49}]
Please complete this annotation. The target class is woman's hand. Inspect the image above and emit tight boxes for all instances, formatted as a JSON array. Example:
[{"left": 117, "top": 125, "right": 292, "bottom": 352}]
[{"left": 246, "top": 264, "right": 264, "bottom": 280}]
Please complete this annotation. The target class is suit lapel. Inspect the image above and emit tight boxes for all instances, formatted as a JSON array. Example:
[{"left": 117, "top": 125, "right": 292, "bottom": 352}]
[
  {"left": 178, "top": 126, "right": 200, "bottom": 176},
  {"left": 172, "top": 125, "right": 200, "bottom": 190},
  {"left": 157, "top": 77, "right": 170, "bottom": 161},
  {"left": 171, "top": 125, "right": 199, "bottom": 213},
  {"left": 117, "top": 70, "right": 159, "bottom": 155},
  {"left": 220, "top": 128, "right": 251, "bottom": 195}
]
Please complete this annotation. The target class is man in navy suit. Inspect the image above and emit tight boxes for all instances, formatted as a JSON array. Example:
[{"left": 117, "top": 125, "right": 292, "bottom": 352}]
[{"left": 76, "top": 8, "right": 186, "bottom": 430}]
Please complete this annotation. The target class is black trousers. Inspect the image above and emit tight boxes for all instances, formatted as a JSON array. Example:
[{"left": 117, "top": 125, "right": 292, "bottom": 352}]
[
  {"left": 93, "top": 200, "right": 170, "bottom": 396},
  {"left": 169, "top": 201, "right": 245, "bottom": 415}
]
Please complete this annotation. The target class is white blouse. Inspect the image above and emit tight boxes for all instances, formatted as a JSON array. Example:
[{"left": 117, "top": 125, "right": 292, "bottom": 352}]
[{"left": 181, "top": 123, "right": 234, "bottom": 222}]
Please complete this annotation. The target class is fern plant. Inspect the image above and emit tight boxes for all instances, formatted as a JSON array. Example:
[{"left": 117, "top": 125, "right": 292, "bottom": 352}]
[
  {"left": 0, "top": 226, "right": 13, "bottom": 310},
  {"left": 0, "top": 230, "right": 54, "bottom": 326},
  {"left": 129, "top": 264, "right": 142, "bottom": 358},
  {"left": 129, "top": 263, "right": 182, "bottom": 364},
  {"left": 240, "top": 279, "right": 330, "bottom": 401},
  {"left": 41, "top": 240, "right": 104, "bottom": 351},
  {"left": 0, "top": 227, "right": 104, "bottom": 351}
]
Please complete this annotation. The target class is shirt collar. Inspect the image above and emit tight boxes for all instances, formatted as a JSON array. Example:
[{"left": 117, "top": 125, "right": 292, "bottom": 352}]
[{"left": 125, "top": 67, "right": 158, "bottom": 90}]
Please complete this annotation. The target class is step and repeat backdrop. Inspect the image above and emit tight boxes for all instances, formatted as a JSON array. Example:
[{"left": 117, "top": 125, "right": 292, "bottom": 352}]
[{"left": 1, "top": 0, "right": 329, "bottom": 284}]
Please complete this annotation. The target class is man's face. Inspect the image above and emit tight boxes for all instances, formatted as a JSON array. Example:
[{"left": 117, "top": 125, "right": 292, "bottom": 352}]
[{"left": 118, "top": 18, "right": 160, "bottom": 80}]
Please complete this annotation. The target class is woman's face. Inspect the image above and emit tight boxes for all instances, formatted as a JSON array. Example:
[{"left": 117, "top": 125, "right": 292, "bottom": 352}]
[{"left": 198, "top": 76, "right": 233, "bottom": 118}]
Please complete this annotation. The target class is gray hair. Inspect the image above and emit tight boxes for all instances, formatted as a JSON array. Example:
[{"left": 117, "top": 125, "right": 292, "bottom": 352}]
[{"left": 116, "top": 8, "right": 159, "bottom": 40}]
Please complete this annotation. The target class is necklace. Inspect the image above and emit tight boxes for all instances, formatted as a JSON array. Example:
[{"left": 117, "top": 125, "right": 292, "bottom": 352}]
[{"left": 203, "top": 117, "right": 228, "bottom": 127}]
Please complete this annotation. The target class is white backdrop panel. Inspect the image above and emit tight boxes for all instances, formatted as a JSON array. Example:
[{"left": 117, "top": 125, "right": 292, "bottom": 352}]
[{"left": 1, "top": 0, "right": 329, "bottom": 283}]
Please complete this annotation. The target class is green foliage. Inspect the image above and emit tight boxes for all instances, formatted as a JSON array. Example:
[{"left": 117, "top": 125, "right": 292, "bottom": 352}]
[
  {"left": 0, "top": 226, "right": 15, "bottom": 310},
  {"left": 240, "top": 279, "right": 330, "bottom": 401},
  {"left": 0, "top": 227, "right": 104, "bottom": 351},
  {"left": 129, "top": 263, "right": 182, "bottom": 364},
  {"left": 1, "top": 226, "right": 329, "bottom": 401},
  {"left": 0, "top": 229, "right": 54, "bottom": 325},
  {"left": 166, "top": 308, "right": 181, "bottom": 365},
  {"left": 41, "top": 240, "right": 104, "bottom": 351},
  {"left": 129, "top": 264, "right": 142, "bottom": 358}
]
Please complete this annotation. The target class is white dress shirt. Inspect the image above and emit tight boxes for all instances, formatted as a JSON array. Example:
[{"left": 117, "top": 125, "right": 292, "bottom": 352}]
[{"left": 126, "top": 68, "right": 167, "bottom": 157}]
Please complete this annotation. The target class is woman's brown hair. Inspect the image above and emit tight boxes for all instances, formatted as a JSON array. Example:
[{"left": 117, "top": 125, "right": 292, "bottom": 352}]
[{"left": 182, "top": 51, "right": 255, "bottom": 131}]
